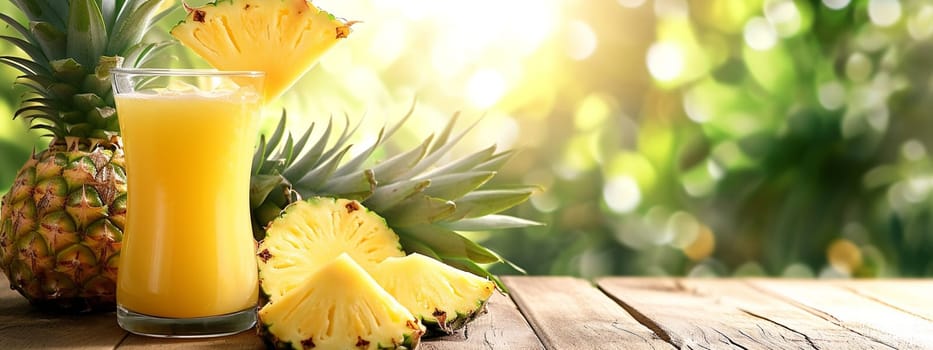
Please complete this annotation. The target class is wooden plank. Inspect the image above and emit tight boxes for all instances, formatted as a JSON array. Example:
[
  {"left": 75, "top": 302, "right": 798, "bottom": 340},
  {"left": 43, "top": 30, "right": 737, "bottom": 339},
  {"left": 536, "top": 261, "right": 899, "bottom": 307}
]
[
  {"left": 0, "top": 273, "right": 127, "bottom": 350},
  {"left": 120, "top": 287, "right": 542, "bottom": 349},
  {"left": 600, "top": 278, "right": 839, "bottom": 349},
  {"left": 677, "top": 279, "right": 893, "bottom": 349},
  {"left": 750, "top": 279, "right": 932, "bottom": 349},
  {"left": 503, "top": 276, "right": 672, "bottom": 350},
  {"left": 421, "top": 292, "right": 545, "bottom": 350},
  {"left": 118, "top": 331, "right": 262, "bottom": 349},
  {"left": 838, "top": 280, "right": 933, "bottom": 322}
]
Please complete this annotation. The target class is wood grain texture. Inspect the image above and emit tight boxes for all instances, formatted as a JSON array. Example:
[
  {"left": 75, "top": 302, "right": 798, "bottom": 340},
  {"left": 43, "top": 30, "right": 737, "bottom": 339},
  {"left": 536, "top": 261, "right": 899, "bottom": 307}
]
[
  {"left": 118, "top": 331, "right": 263, "bottom": 349},
  {"left": 750, "top": 279, "right": 932, "bottom": 350},
  {"left": 503, "top": 276, "right": 672, "bottom": 350},
  {"left": 0, "top": 274, "right": 127, "bottom": 350},
  {"left": 600, "top": 278, "right": 846, "bottom": 350},
  {"left": 677, "top": 279, "right": 893, "bottom": 349},
  {"left": 420, "top": 292, "right": 545, "bottom": 350},
  {"left": 838, "top": 280, "right": 933, "bottom": 322}
]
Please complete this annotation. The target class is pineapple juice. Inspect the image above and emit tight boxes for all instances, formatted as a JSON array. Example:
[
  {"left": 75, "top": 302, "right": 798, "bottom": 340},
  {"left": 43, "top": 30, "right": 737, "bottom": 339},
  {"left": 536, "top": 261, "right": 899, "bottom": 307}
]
[{"left": 115, "top": 91, "right": 260, "bottom": 319}]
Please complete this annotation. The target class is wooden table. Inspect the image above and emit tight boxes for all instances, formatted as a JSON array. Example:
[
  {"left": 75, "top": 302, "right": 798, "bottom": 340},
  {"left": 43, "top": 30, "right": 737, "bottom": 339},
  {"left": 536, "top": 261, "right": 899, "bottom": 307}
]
[{"left": 3, "top": 274, "right": 931, "bottom": 349}]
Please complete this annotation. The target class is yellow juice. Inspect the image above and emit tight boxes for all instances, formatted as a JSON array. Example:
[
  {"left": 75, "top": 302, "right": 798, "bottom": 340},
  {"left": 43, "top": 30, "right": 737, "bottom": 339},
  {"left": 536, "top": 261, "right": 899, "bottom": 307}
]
[{"left": 115, "top": 92, "right": 260, "bottom": 318}]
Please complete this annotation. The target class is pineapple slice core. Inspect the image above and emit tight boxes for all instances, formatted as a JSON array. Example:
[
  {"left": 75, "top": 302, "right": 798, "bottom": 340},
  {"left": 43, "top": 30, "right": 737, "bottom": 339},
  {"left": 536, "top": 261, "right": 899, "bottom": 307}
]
[
  {"left": 258, "top": 253, "right": 424, "bottom": 350},
  {"left": 372, "top": 253, "right": 496, "bottom": 334},
  {"left": 257, "top": 198, "right": 404, "bottom": 302},
  {"left": 171, "top": 0, "right": 353, "bottom": 101}
]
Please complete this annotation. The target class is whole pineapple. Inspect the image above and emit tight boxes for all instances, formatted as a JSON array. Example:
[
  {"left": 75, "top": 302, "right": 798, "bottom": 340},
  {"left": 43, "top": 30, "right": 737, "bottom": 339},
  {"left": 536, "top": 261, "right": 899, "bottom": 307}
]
[{"left": 0, "top": 0, "right": 169, "bottom": 311}]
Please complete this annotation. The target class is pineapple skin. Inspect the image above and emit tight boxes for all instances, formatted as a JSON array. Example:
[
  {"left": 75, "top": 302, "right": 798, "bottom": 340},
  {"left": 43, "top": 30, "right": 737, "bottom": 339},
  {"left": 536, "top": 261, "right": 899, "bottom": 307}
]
[
  {"left": 420, "top": 301, "right": 489, "bottom": 337},
  {"left": 258, "top": 325, "right": 421, "bottom": 350},
  {"left": 0, "top": 139, "right": 126, "bottom": 312}
]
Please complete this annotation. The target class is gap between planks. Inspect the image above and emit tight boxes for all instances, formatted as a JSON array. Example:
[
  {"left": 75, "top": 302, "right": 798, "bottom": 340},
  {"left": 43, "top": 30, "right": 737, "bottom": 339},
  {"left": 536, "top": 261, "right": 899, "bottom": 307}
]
[{"left": 503, "top": 276, "right": 672, "bottom": 350}]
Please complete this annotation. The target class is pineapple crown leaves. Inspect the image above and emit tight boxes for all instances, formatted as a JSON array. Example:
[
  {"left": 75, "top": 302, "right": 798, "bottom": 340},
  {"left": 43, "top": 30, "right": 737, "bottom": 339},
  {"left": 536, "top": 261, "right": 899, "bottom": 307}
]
[
  {"left": 251, "top": 105, "right": 543, "bottom": 290},
  {"left": 1, "top": 0, "right": 173, "bottom": 140}
]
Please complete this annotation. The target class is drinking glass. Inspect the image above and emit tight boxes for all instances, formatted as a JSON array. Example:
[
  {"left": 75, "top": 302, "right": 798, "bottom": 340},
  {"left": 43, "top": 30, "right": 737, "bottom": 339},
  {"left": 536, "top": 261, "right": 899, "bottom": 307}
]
[{"left": 110, "top": 69, "right": 264, "bottom": 337}]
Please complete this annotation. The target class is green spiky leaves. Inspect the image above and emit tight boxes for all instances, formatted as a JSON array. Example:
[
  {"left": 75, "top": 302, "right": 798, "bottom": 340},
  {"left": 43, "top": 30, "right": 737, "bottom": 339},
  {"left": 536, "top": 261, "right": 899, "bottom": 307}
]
[
  {"left": 1, "top": 0, "right": 172, "bottom": 140},
  {"left": 251, "top": 106, "right": 541, "bottom": 290}
]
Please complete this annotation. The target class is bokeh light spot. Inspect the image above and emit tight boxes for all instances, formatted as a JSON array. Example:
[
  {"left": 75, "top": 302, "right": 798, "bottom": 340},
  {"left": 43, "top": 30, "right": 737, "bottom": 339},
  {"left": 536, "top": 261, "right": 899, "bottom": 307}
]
[
  {"left": 818, "top": 81, "right": 846, "bottom": 110},
  {"left": 654, "top": 0, "right": 688, "bottom": 18},
  {"left": 683, "top": 225, "right": 715, "bottom": 261},
  {"left": 782, "top": 264, "right": 815, "bottom": 277},
  {"left": 617, "top": 0, "right": 647, "bottom": 8},
  {"left": 744, "top": 17, "right": 778, "bottom": 51},
  {"left": 868, "top": 0, "right": 902, "bottom": 27},
  {"left": 845, "top": 53, "right": 873, "bottom": 82},
  {"left": 827, "top": 239, "right": 863, "bottom": 275},
  {"left": 764, "top": 0, "right": 802, "bottom": 37},
  {"left": 822, "top": 0, "right": 851, "bottom": 10},
  {"left": 603, "top": 175, "right": 642, "bottom": 214},
  {"left": 566, "top": 20, "right": 598, "bottom": 61},
  {"left": 907, "top": 5, "right": 933, "bottom": 41},
  {"left": 669, "top": 211, "right": 700, "bottom": 249},
  {"left": 682, "top": 88, "right": 710, "bottom": 122},
  {"left": 646, "top": 42, "right": 685, "bottom": 81},
  {"left": 902, "top": 140, "right": 927, "bottom": 161},
  {"left": 575, "top": 94, "right": 612, "bottom": 131}
]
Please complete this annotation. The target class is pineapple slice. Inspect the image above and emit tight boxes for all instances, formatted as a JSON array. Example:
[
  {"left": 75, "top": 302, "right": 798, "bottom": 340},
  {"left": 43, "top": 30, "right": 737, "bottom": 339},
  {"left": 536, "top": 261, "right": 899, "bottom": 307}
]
[
  {"left": 171, "top": 0, "right": 354, "bottom": 101},
  {"left": 372, "top": 253, "right": 496, "bottom": 336},
  {"left": 258, "top": 253, "right": 424, "bottom": 350},
  {"left": 257, "top": 198, "right": 404, "bottom": 302}
]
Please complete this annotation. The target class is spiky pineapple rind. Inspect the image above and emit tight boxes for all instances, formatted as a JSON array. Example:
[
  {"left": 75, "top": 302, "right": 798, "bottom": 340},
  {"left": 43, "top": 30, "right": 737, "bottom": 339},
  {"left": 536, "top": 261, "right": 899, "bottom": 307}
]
[
  {"left": 419, "top": 299, "right": 490, "bottom": 337},
  {"left": 258, "top": 324, "right": 420, "bottom": 350},
  {"left": 1, "top": 141, "right": 125, "bottom": 312}
]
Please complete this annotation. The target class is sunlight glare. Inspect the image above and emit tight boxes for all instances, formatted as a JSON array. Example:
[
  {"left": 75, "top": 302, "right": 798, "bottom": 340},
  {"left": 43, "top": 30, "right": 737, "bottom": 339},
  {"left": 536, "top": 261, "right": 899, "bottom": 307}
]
[
  {"left": 466, "top": 69, "right": 508, "bottom": 109},
  {"left": 646, "top": 42, "right": 685, "bottom": 81}
]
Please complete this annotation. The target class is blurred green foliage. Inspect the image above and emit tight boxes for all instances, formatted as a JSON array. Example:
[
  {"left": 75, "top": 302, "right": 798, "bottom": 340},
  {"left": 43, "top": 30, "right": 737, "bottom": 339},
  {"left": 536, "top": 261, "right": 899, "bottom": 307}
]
[
  {"left": 1, "top": 0, "right": 932, "bottom": 278},
  {"left": 487, "top": 0, "right": 933, "bottom": 279}
]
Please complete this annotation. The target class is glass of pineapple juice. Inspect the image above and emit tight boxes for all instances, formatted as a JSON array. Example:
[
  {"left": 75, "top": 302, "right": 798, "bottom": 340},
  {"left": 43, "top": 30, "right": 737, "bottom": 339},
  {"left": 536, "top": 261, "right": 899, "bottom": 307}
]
[{"left": 110, "top": 69, "right": 264, "bottom": 337}]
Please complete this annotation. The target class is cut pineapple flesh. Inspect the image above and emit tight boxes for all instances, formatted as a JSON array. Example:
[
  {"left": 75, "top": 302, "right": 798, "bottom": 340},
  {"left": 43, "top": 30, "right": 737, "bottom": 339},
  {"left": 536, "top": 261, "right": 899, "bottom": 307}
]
[
  {"left": 171, "top": 0, "right": 353, "bottom": 101},
  {"left": 372, "top": 253, "right": 496, "bottom": 334},
  {"left": 258, "top": 253, "right": 424, "bottom": 350},
  {"left": 257, "top": 198, "right": 404, "bottom": 302}
]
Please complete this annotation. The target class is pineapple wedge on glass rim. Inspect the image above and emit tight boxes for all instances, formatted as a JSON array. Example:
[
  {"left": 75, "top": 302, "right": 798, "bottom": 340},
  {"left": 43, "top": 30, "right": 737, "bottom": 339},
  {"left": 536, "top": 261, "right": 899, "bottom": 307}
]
[
  {"left": 258, "top": 253, "right": 425, "bottom": 350},
  {"left": 171, "top": 0, "right": 355, "bottom": 101}
]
